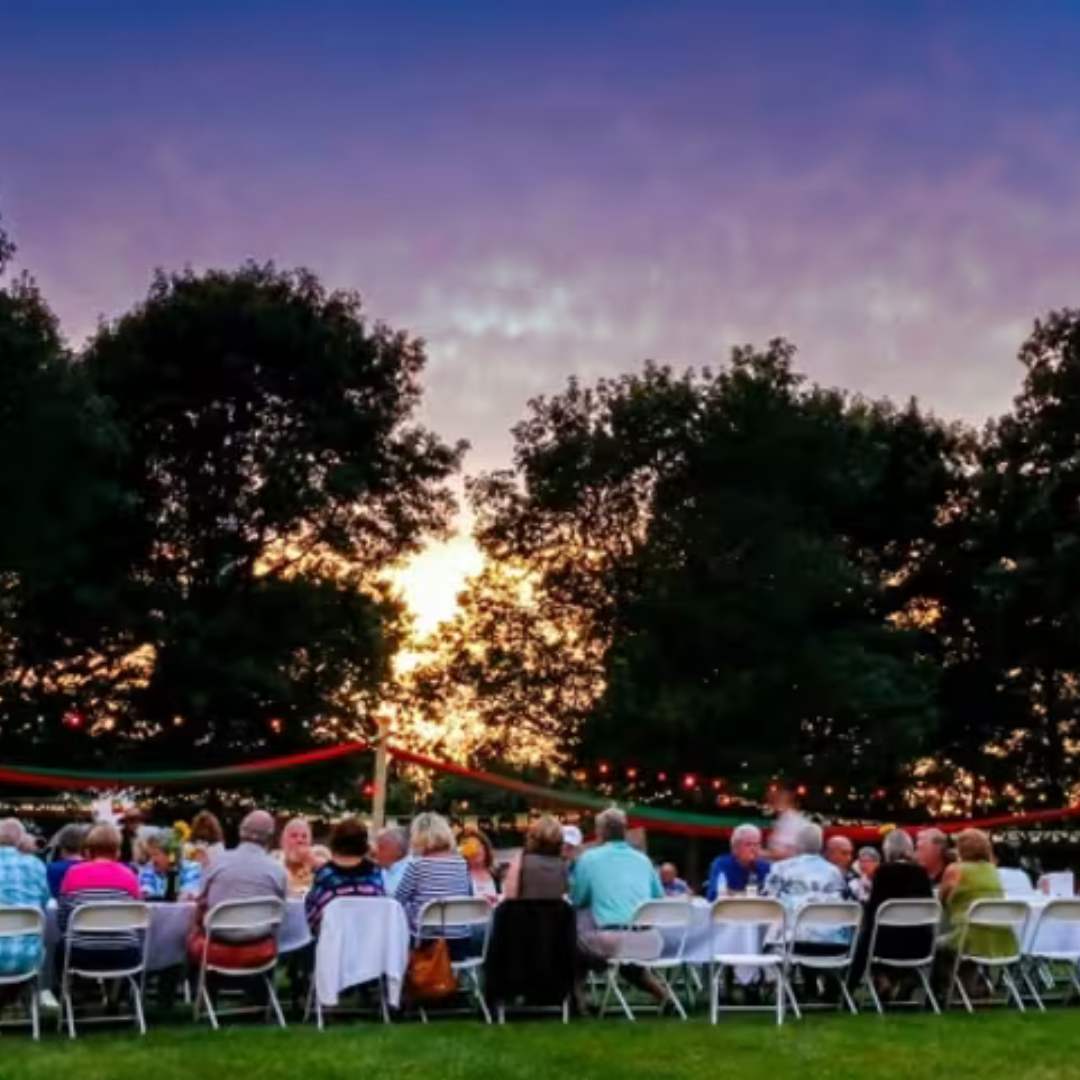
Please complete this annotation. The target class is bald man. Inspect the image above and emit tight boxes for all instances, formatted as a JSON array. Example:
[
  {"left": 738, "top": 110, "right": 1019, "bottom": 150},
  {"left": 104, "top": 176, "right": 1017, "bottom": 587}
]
[
  {"left": 195, "top": 809, "right": 286, "bottom": 938},
  {"left": 825, "top": 835, "right": 855, "bottom": 876}
]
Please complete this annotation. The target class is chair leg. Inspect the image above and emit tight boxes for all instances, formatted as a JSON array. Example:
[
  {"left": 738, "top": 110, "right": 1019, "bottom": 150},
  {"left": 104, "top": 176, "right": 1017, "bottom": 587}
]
[
  {"left": 1021, "top": 965, "right": 1046, "bottom": 1012},
  {"left": 265, "top": 975, "right": 287, "bottom": 1028},
  {"left": 953, "top": 972, "right": 973, "bottom": 1014},
  {"left": 469, "top": 970, "right": 492, "bottom": 1024},
  {"left": 839, "top": 974, "right": 858, "bottom": 1015},
  {"left": 656, "top": 971, "right": 687, "bottom": 1020},
  {"left": 562, "top": 996, "right": 570, "bottom": 1024},
  {"left": 864, "top": 971, "right": 883, "bottom": 1015},
  {"left": 130, "top": 977, "right": 147, "bottom": 1035},
  {"left": 608, "top": 968, "right": 635, "bottom": 1022},
  {"left": 776, "top": 972, "right": 784, "bottom": 1027},
  {"left": 709, "top": 965, "right": 720, "bottom": 1025},
  {"left": 29, "top": 980, "right": 40, "bottom": 1042},
  {"left": 598, "top": 969, "right": 613, "bottom": 1018},
  {"left": 1001, "top": 967, "right": 1025, "bottom": 1013},
  {"left": 916, "top": 967, "right": 940, "bottom": 1015},
  {"left": 498, "top": 1003, "right": 506, "bottom": 1025},
  {"left": 201, "top": 982, "right": 220, "bottom": 1030}
]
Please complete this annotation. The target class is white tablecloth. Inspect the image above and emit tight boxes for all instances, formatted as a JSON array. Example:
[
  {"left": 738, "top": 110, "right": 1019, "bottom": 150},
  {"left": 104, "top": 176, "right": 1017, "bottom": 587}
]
[{"left": 44, "top": 898, "right": 310, "bottom": 980}]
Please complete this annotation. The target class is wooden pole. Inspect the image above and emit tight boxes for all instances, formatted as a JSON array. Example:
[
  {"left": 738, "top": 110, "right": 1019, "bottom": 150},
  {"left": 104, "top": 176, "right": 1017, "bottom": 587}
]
[{"left": 372, "top": 711, "right": 390, "bottom": 831}]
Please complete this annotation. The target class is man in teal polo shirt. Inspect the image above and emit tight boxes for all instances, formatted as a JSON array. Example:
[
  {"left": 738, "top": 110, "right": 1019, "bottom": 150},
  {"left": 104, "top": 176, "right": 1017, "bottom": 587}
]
[
  {"left": 571, "top": 807, "right": 666, "bottom": 1010},
  {"left": 571, "top": 808, "right": 663, "bottom": 926}
]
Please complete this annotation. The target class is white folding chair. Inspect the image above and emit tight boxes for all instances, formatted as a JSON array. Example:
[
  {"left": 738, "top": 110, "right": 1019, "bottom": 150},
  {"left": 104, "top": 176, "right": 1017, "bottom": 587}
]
[
  {"left": 861, "top": 898, "right": 942, "bottom": 1014},
  {"left": 0, "top": 906, "right": 45, "bottom": 1040},
  {"left": 708, "top": 897, "right": 790, "bottom": 1026},
  {"left": 946, "top": 898, "right": 1028, "bottom": 1013},
  {"left": 415, "top": 897, "right": 492, "bottom": 1024},
  {"left": 1021, "top": 898, "right": 1080, "bottom": 1010},
  {"left": 598, "top": 898, "right": 692, "bottom": 1022},
  {"left": 305, "top": 897, "right": 408, "bottom": 1028},
  {"left": 193, "top": 896, "right": 286, "bottom": 1029},
  {"left": 59, "top": 901, "right": 151, "bottom": 1038},
  {"left": 785, "top": 900, "right": 862, "bottom": 1018}
]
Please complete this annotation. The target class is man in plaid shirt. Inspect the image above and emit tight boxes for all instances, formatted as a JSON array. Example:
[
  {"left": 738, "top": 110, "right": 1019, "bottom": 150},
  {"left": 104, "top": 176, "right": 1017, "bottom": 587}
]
[{"left": 0, "top": 818, "right": 49, "bottom": 975}]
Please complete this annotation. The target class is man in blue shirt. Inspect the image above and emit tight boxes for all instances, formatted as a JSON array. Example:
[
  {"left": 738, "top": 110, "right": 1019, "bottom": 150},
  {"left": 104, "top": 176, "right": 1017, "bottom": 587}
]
[
  {"left": 706, "top": 823, "right": 771, "bottom": 900},
  {"left": 0, "top": 818, "right": 49, "bottom": 977}
]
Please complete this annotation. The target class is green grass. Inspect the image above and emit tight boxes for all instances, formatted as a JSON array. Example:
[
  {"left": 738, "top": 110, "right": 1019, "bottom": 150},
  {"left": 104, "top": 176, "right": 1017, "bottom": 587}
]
[{"left": 2, "top": 1012, "right": 1080, "bottom": 1080}]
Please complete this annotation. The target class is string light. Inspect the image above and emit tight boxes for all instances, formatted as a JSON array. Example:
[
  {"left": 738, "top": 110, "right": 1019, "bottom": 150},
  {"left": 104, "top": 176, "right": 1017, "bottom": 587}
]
[{"left": 62, "top": 711, "right": 84, "bottom": 730}]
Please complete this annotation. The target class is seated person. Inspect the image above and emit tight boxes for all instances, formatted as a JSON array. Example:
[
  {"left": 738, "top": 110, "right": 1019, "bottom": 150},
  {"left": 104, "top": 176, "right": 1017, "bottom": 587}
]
[
  {"left": 849, "top": 829, "right": 933, "bottom": 986},
  {"left": 459, "top": 827, "right": 500, "bottom": 903},
  {"left": 395, "top": 813, "right": 473, "bottom": 960},
  {"left": 849, "top": 846, "right": 881, "bottom": 903},
  {"left": 188, "top": 809, "right": 286, "bottom": 969},
  {"left": 940, "top": 829, "right": 1014, "bottom": 959},
  {"left": 59, "top": 823, "right": 142, "bottom": 972},
  {"left": 0, "top": 818, "right": 50, "bottom": 984},
  {"left": 275, "top": 817, "right": 318, "bottom": 898},
  {"left": 47, "top": 823, "right": 87, "bottom": 899},
  {"left": 995, "top": 844, "right": 1035, "bottom": 896},
  {"left": 138, "top": 830, "right": 202, "bottom": 900},
  {"left": 570, "top": 807, "right": 665, "bottom": 1005},
  {"left": 764, "top": 821, "right": 848, "bottom": 953},
  {"left": 374, "top": 825, "right": 412, "bottom": 896},
  {"left": 304, "top": 817, "right": 384, "bottom": 934},
  {"left": 503, "top": 816, "right": 569, "bottom": 900},
  {"left": 706, "top": 824, "right": 770, "bottom": 899},
  {"left": 659, "top": 862, "right": 691, "bottom": 897},
  {"left": 915, "top": 827, "right": 951, "bottom": 887}
]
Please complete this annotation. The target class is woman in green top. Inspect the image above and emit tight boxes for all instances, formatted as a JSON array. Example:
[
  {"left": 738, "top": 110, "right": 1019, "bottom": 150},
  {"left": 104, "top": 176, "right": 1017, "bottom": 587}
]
[{"left": 939, "top": 828, "right": 1015, "bottom": 959}]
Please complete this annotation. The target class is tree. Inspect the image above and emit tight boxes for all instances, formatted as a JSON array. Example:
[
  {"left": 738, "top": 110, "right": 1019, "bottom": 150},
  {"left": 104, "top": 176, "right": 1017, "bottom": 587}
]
[
  {"left": 465, "top": 344, "right": 960, "bottom": 794},
  {"left": 0, "top": 224, "right": 130, "bottom": 763},
  {"left": 924, "top": 311, "right": 1080, "bottom": 805},
  {"left": 6, "top": 262, "right": 463, "bottom": 767}
]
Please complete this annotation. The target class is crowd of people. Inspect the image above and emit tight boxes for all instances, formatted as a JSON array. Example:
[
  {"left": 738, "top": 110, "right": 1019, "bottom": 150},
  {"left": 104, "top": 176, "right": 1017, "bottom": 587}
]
[{"left": 0, "top": 800, "right": 1067, "bottom": 1018}]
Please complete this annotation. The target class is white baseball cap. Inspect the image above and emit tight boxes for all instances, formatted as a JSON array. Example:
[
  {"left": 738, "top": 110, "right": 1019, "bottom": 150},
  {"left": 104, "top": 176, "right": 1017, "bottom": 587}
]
[{"left": 561, "top": 824, "right": 583, "bottom": 847}]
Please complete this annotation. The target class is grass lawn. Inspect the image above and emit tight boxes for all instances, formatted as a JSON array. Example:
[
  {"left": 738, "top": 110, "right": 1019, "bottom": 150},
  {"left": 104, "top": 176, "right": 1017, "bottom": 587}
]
[{"left": 2, "top": 1012, "right": 1080, "bottom": 1080}]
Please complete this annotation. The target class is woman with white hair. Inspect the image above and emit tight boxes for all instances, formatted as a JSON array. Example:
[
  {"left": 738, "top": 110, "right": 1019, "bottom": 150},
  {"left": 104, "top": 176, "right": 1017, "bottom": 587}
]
[
  {"left": 394, "top": 812, "right": 473, "bottom": 959},
  {"left": 849, "top": 828, "right": 933, "bottom": 988}
]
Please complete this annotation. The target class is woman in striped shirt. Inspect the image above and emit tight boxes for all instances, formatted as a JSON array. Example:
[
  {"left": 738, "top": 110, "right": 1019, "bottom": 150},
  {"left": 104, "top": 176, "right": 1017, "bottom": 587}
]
[
  {"left": 59, "top": 823, "right": 142, "bottom": 972},
  {"left": 394, "top": 813, "right": 473, "bottom": 959}
]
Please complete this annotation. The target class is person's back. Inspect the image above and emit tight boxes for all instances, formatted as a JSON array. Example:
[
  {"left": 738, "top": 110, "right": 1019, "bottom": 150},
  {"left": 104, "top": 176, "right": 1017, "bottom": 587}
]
[
  {"left": 518, "top": 852, "right": 568, "bottom": 900},
  {"left": 59, "top": 827, "right": 142, "bottom": 969},
  {"left": 764, "top": 823, "right": 847, "bottom": 945},
  {"left": 945, "top": 860, "right": 1013, "bottom": 956},
  {"left": 0, "top": 835, "right": 49, "bottom": 975},
  {"left": 571, "top": 840, "right": 662, "bottom": 928},
  {"left": 203, "top": 842, "right": 287, "bottom": 912}
]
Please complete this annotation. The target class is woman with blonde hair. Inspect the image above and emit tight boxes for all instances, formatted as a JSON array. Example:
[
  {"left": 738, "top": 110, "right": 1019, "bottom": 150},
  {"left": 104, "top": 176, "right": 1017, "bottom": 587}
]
[
  {"left": 940, "top": 828, "right": 1014, "bottom": 961},
  {"left": 275, "top": 816, "right": 317, "bottom": 896},
  {"left": 394, "top": 812, "right": 472, "bottom": 957},
  {"left": 503, "top": 816, "right": 568, "bottom": 900}
]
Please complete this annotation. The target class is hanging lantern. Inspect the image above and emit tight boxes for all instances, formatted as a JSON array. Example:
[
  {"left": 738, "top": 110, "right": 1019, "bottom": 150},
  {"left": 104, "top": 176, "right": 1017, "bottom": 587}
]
[
  {"left": 682, "top": 773, "right": 697, "bottom": 790},
  {"left": 598, "top": 762, "right": 610, "bottom": 776},
  {"left": 62, "top": 710, "right": 84, "bottom": 730},
  {"left": 658, "top": 771, "right": 668, "bottom": 783},
  {"left": 626, "top": 766, "right": 638, "bottom": 780},
  {"left": 267, "top": 717, "right": 284, "bottom": 735}
]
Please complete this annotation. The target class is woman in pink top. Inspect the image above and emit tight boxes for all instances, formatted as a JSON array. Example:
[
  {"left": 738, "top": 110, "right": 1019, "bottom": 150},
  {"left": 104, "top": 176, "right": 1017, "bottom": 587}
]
[{"left": 59, "top": 823, "right": 142, "bottom": 971}]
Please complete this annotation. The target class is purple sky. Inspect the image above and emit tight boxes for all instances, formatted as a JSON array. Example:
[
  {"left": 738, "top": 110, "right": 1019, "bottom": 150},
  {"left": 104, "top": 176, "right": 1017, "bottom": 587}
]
[{"left": 4, "top": 1, "right": 1080, "bottom": 476}]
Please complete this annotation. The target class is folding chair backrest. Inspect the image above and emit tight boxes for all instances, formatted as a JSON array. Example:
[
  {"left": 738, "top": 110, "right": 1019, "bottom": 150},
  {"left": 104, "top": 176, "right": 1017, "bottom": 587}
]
[
  {"left": 206, "top": 897, "right": 283, "bottom": 937},
  {"left": 966, "top": 898, "right": 1028, "bottom": 931},
  {"left": 873, "top": 898, "right": 941, "bottom": 928},
  {"left": 868, "top": 898, "right": 939, "bottom": 966},
  {"left": 1027, "top": 898, "right": 1080, "bottom": 952},
  {"left": 710, "top": 897, "right": 785, "bottom": 935},
  {"left": 418, "top": 897, "right": 491, "bottom": 932},
  {"left": 630, "top": 899, "right": 693, "bottom": 929},
  {"left": 792, "top": 900, "right": 861, "bottom": 934},
  {"left": 70, "top": 901, "right": 150, "bottom": 934},
  {"left": 0, "top": 905, "right": 45, "bottom": 938}
]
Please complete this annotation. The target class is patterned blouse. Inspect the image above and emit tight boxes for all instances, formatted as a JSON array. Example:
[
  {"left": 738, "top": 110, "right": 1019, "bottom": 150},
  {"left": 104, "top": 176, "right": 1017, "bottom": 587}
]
[{"left": 304, "top": 858, "right": 384, "bottom": 932}]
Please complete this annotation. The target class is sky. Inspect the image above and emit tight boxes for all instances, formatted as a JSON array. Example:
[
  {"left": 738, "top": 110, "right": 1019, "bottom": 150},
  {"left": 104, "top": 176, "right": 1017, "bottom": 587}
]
[{"left": 4, "top": 1, "right": 1080, "bottom": 628}]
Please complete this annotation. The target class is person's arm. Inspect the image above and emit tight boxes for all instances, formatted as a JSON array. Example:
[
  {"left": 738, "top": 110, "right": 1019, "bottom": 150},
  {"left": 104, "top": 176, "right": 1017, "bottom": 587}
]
[
  {"left": 394, "top": 859, "right": 418, "bottom": 905},
  {"left": 938, "top": 862, "right": 961, "bottom": 905},
  {"left": 568, "top": 856, "right": 590, "bottom": 909},
  {"left": 502, "top": 853, "right": 523, "bottom": 900},
  {"left": 704, "top": 857, "right": 720, "bottom": 902}
]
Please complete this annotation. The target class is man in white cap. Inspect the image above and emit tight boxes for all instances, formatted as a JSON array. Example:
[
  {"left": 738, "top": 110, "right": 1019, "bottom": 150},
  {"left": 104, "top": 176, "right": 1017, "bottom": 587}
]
[{"left": 561, "top": 824, "right": 583, "bottom": 864}]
